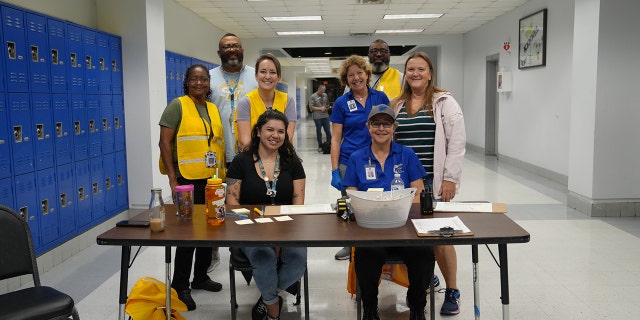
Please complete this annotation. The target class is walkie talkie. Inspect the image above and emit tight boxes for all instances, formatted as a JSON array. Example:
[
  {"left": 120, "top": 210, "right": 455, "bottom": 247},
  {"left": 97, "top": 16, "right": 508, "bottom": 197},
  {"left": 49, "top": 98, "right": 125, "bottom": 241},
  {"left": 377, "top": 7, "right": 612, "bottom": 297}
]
[{"left": 420, "top": 178, "right": 434, "bottom": 215}]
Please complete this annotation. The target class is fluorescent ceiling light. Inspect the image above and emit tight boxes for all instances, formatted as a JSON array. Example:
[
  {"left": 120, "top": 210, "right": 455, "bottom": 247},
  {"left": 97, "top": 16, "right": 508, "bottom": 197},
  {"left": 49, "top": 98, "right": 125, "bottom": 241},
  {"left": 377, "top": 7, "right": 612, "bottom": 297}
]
[
  {"left": 277, "top": 31, "right": 324, "bottom": 36},
  {"left": 383, "top": 13, "right": 442, "bottom": 19},
  {"left": 264, "top": 16, "right": 321, "bottom": 22},
  {"left": 375, "top": 29, "right": 424, "bottom": 34}
]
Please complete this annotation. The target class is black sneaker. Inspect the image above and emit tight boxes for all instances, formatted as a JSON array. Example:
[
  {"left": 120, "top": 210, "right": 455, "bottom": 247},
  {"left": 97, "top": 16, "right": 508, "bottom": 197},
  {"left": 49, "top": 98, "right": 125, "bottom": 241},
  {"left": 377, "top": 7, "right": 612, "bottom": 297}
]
[
  {"left": 252, "top": 297, "right": 268, "bottom": 320},
  {"left": 334, "top": 247, "right": 351, "bottom": 260},
  {"left": 191, "top": 278, "right": 222, "bottom": 292},
  {"left": 176, "top": 289, "right": 196, "bottom": 311}
]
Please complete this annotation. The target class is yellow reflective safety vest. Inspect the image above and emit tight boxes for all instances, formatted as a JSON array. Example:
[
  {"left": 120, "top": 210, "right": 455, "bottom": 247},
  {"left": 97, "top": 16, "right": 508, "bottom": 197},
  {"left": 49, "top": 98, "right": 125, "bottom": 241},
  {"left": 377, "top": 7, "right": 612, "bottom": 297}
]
[
  {"left": 375, "top": 68, "right": 402, "bottom": 100},
  {"left": 160, "top": 96, "right": 225, "bottom": 180},
  {"left": 234, "top": 89, "right": 288, "bottom": 148}
]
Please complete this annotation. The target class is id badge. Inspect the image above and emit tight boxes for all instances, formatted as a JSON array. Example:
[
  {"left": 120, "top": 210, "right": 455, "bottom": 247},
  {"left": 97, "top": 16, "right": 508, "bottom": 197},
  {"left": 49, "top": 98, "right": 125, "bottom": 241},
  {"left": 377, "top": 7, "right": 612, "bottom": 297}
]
[
  {"left": 205, "top": 151, "right": 217, "bottom": 168},
  {"left": 229, "top": 114, "right": 235, "bottom": 134},
  {"left": 347, "top": 100, "right": 358, "bottom": 112},
  {"left": 365, "top": 164, "right": 377, "bottom": 180}
]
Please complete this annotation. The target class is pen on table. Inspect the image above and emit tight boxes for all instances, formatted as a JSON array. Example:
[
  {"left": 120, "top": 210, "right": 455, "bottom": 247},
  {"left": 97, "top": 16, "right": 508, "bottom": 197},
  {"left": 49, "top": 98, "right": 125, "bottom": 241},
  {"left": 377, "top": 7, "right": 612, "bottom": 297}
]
[
  {"left": 226, "top": 212, "right": 249, "bottom": 219},
  {"left": 254, "top": 207, "right": 263, "bottom": 216},
  {"left": 261, "top": 205, "right": 265, "bottom": 217}
]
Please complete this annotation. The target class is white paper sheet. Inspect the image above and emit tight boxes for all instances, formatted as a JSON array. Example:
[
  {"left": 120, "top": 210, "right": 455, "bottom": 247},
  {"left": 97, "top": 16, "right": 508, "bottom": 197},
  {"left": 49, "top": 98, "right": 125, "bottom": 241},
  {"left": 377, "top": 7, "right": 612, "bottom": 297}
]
[
  {"left": 411, "top": 216, "right": 471, "bottom": 235},
  {"left": 279, "top": 204, "right": 334, "bottom": 215},
  {"left": 434, "top": 202, "right": 493, "bottom": 212}
]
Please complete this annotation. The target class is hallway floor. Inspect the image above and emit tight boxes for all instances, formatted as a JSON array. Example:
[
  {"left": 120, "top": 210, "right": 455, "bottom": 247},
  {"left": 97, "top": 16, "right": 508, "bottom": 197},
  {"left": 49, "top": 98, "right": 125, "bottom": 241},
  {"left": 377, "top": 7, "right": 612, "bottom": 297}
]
[{"left": 36, "top": 118, "right": 640, "bottom": 319}]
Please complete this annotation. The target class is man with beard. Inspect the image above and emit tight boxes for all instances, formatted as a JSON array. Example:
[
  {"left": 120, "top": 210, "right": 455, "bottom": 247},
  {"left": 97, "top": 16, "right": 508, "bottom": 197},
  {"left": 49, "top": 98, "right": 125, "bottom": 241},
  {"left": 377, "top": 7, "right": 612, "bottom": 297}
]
[
  {"left": 207, "top": 34, "right": 258, "bottom": 274},
  {"left": 368, "top": 39, "right": 403, "bottom": 100}
]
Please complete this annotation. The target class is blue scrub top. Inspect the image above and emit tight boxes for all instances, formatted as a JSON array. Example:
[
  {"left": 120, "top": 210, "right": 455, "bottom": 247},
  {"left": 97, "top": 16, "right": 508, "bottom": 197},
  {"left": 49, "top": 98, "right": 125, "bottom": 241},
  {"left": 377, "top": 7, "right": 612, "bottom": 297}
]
[
  {"left": 330, "top": 88, "right": 390, "bottom": 165},
  {"left": 343, "top": 141, "right": 427, "bottom": 191}
]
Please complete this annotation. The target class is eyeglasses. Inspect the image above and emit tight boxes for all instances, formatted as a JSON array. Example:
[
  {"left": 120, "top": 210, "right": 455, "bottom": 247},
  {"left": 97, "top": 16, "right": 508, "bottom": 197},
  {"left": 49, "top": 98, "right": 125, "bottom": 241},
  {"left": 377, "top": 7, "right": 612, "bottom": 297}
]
[
  {"left": 369, "top": 48, "right": 389, "bottom": 55},
  {"left": 220, "top": 43, "right": 242, "bottom": 51},
  {"left": 188, "top": 77, "right": 209, "bottom": 83},
  {"left": 370, "top": 120, "right": 393, "bottom": 128}
]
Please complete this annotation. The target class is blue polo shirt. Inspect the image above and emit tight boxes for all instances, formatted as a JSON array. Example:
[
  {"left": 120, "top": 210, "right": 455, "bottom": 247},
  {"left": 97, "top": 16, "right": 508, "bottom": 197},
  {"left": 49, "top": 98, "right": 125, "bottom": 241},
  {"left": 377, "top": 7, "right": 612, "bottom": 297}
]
[
  {"left": 343, "top": 141, "right": 427, "bottom": 191},
  {"left": 330, "top": 88, "right": 390, "bottom": 165}
]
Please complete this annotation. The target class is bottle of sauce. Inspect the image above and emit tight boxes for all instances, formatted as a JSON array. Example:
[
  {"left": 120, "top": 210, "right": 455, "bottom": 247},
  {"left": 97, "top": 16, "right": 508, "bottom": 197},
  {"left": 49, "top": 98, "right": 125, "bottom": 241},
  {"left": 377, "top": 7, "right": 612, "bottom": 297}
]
[
  {"left": 205, "top": 178, "right": 225, "bottom": 225},
  {"left": 149, "top": 188, "right": 165, "bottom": 232}
]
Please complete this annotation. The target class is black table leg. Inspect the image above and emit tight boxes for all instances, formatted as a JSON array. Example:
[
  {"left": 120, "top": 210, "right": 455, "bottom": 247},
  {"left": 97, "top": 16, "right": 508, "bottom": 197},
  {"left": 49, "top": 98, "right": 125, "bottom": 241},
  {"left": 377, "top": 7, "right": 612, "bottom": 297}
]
[
  {"left": 118, "top": 245, "right": 131, "bottom": 320},
  {"left": 165, "top": 246, "right": 172, "bottom": 320},
  {"left": 472, "top": 244, "right": 480, "bottom": 319},
  {"left": 498, "top": 244, "right": 510, "bottom": 320}
]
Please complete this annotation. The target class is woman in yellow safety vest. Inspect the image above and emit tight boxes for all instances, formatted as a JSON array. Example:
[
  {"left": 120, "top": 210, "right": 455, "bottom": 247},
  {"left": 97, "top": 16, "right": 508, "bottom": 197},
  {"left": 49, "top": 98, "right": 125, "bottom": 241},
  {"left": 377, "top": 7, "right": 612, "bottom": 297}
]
[{"left": 235, "top": 53, "right": 297, "bottom": 151}]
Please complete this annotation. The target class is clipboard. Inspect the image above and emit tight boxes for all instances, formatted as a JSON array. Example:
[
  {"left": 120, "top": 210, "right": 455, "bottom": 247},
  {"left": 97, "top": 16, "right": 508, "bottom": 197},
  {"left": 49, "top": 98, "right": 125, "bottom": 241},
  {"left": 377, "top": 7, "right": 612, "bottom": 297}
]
[{"left": 411, "top": 217, "right": 474, "bottom": 237}]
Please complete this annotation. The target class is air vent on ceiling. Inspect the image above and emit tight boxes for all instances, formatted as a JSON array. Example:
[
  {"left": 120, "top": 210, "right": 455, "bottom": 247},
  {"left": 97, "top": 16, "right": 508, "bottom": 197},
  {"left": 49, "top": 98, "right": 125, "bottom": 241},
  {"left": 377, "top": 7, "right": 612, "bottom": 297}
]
[
  {"left": 260, "top": 48, "right": 289, "bottom": 58},
  {"left": 358, "top": 0, "right": 389, "bottom": 4}
]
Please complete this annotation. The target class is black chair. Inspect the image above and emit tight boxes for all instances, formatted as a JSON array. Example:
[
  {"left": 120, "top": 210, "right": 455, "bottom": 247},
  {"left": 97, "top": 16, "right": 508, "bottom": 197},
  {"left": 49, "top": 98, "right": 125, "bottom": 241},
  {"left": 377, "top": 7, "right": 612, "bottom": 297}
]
[
  {"left": 228, "top": 247, "right": 309, "bottom": 320},
  {"left": 0, "top": 205, "right": 80, "bottom": 320},
  {"left": 355, "top": 253, "right": 435, "bottom": 320}
]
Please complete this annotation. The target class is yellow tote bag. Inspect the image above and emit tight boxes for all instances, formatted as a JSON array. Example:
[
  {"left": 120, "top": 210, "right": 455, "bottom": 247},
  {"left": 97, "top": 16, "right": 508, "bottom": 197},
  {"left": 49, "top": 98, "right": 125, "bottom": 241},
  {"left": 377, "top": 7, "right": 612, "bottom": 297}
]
[{"left": 126, "top": 276, "right": 188, "bottom": 320}]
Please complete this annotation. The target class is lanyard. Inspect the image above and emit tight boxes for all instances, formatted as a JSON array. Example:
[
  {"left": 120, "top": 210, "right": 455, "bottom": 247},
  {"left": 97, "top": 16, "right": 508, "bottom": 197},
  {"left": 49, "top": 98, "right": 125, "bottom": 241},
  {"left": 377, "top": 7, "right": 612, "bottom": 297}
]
[
  {"left": 191, "top": 97, "right": 213, "bottom": 148},
  {"left": 258, "top": 153, "right": 281, "bottom": 205},
  {"left": 221, "top": 66, "right": 244, "bottom": 111}
]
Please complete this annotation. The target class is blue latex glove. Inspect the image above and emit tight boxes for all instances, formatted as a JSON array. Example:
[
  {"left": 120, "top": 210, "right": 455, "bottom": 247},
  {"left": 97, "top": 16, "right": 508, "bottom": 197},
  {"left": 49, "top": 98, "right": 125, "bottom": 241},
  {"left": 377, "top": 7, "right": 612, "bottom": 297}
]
[{"left": 331, "top": 168, "right": 344, "bottom": 191}]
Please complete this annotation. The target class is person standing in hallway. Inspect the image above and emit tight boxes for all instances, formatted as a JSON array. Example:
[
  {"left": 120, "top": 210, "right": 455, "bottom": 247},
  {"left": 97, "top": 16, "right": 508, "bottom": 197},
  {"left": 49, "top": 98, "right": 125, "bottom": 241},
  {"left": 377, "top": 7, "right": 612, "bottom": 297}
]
[
  {"left": 392, "top": 52, "right": 467, "bottom": 315},
  {"left": 207, "top": 33, "right": 258, "bottom": 273},
  {"left": 309, "top": 84, "right": 331, "bottom": 153},
  {"left": 235, "top": 53, "right": 297, "bottom": 152},
  {"left": 330, "top": 55, "right": 389, "bottom": 260},
  {"left": 159, "top": 64, "right": 226, "bottom": 310}
]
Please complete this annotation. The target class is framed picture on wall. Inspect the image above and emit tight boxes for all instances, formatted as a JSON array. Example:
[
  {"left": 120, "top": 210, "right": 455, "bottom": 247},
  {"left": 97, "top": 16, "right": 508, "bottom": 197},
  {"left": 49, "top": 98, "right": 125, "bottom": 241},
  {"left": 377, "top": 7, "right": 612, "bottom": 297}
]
[{"left": 518, "top": 9, "right": 547, "bottom": 69}]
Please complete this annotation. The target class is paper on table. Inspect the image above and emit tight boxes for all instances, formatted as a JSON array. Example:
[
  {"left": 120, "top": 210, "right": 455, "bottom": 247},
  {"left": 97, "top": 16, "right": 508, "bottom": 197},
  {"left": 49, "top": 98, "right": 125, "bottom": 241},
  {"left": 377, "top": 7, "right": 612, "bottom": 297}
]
[
  {"left": 434, "top": 202, "right": 493, "bottom": 213},
  {"left": 279, "top": 204, "right": 334, "bottom": 215},
  {"left": 411, "top": 216, "right": 471, "bottom": 235}
]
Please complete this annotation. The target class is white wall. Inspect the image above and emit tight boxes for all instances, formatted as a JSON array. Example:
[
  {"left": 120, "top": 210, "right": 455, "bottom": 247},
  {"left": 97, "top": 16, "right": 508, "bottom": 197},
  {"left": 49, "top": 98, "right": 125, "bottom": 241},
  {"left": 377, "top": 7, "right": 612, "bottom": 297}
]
[
  {"left": 463, "top": 0, "right": 575, "bottom": 176},
  {"left": 591, "top": 0, "right": 640, "bottom": 199},
  {"left": 1, "top": 0, "right": 97, "bottom": 27}
]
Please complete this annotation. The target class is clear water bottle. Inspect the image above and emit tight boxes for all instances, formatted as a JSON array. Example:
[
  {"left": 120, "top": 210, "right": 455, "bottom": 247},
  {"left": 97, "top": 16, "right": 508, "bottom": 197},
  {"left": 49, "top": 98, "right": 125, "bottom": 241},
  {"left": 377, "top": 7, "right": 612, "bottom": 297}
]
[
  {"left": 390, "top": 173, "right": 405, "bottom": 197},
  {"left": 148, "top": 188, "right": 165, "bottom": 232}
]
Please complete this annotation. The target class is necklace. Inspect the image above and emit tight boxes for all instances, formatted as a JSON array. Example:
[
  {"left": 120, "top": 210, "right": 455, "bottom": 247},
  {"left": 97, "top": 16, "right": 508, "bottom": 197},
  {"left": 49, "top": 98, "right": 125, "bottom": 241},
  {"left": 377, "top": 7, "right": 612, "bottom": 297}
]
[{"left": 257, "top": 153, "right": 281, "bottom": 204}]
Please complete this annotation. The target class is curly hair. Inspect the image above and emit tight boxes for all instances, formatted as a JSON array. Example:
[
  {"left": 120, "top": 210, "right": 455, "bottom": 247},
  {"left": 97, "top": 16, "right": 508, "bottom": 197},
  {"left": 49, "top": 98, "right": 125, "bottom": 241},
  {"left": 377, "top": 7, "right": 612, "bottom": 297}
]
[
  {"left": 338, "top": 55, "right": 372, "bottom": 87},
  {"left": 182, "top": 64, "right": 212, "bottom": 101}
]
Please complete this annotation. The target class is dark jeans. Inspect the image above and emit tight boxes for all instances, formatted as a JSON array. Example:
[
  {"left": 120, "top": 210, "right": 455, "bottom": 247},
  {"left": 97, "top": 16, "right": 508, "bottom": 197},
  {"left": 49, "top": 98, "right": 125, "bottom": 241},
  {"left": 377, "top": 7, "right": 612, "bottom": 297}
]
[
  {"left": 171, "top": 177, "right": 212, "bottom": 291},
  {"left": 313, "top": 117, "right": 331, "bottom": 148},
  {"left": 354, "top": 246, "right": 435, "bottom": 310}
]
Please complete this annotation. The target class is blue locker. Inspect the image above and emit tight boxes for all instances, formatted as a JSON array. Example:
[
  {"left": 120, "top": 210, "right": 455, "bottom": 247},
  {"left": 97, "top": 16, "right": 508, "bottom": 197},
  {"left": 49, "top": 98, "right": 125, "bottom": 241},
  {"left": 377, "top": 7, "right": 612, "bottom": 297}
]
[
  {"left": 110, "top": 36, "right": 122, "bottom": 94},
  {"left": 166, "top": 52, "right": 176, "bottom": 102},
  {"left": 74, "top": 159, "right": 91, "bottom": 227},
  {"left": 26, "top": 12, "right": 50, "bottom": 93},
  {"left": 90, "top": 156, "right": 104, "bottom": 221},
  {"left": 71, "top": 94, "right": 87, "bottom": 160},
  {"left": 66, "top": 23, "right": 84, "bottom": 93},
  {"left": 103, "top": 152, "right": 117, "bottom": 215},
  {"left": 113, "top": 94, "right": 125, "bottom": 152},
  {"left": 32, "top": 93, "right": 55, "bottom": 170},
  {"left": 48, "top": 18, "right": 67, "bottom": 93},
  {"left": 0, "top": 177, "right": 14, "bottom": 208},
  {"left": 83, "top": 28, "right": 98, "bottom": 95},
  {"left": 100, "top": 94, "right": 114, "bottom": 154},
  {"left": 177, "top": 55, "right": 187, "bottom": 97},
  {"left": 96, "top": 32, "right": 111, "bottom": 94},
  {"left": 56, "top": 163, "right": 75, "bottom": 236},
  {"left": 52, "top": 93, "right": 72, "bottom": 165},
  {"left": 8, "top": 93, "right": 34, "bottom": 175},
  {"left": 37, "top": 167, "right": 58, "bottom": 245},
  {"left": 15, "top": 172, "right": 39, "bottom": 249},
  {"left": 86, "top": 94, "right": 101, "bottom": 157},
  {"left": 0, "top": 92, "right": 11, "bottom": 179},
  {"left": 1, "top": 5, "right": 29, "bottom": 92},
  {"left": 115, "top": 150, "right": 128, "bottom": 211},
  {"left": 0, "top": 15, "right": 5, "bottom": 92}
]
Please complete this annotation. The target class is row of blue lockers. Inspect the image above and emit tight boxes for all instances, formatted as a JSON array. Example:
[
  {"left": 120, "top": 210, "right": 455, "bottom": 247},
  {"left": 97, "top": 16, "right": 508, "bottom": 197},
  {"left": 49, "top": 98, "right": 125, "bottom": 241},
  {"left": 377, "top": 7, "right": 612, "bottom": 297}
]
[
  {"left": 0, "top": 3, "right": 123, "bottom": 95},
  {"left": 0, "top": 92, "right": 125, "bottom": 178},
  {"left": 0, "top": 152, "right": 128, "bottom": 255},
  {"left": 166, "top": 51, "right": 217, "bottom": 103}
]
